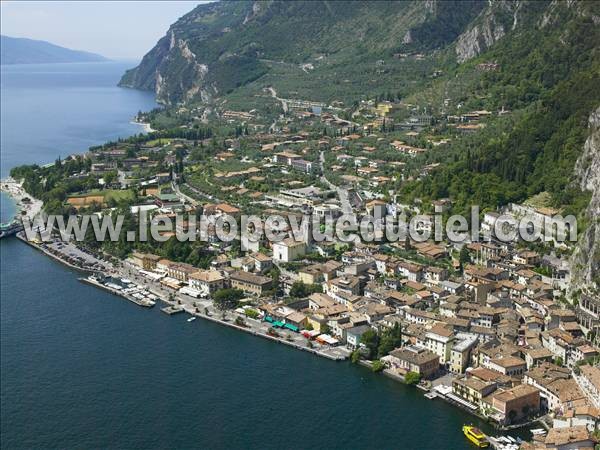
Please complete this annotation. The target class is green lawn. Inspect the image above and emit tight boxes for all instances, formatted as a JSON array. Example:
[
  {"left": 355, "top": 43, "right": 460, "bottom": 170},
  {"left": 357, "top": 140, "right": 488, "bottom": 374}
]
[{"left": 69, "top": 189, "right": 134, "bottom": 202}]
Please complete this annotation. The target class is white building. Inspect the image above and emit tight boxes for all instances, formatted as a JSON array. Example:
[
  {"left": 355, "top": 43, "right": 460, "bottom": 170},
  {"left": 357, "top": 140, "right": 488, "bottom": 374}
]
[
  {"left": 577, "top": 365, "right": 600, "bottom": 408},
  {"left": 272, "top": 238, "right": 307, "bottom": 263}
]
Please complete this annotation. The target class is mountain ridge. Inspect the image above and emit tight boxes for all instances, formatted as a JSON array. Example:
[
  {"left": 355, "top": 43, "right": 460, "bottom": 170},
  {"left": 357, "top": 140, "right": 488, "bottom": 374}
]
[
  {"left": 1, "top": 35, "right": 108, "bottom": 65},
  {"left": 118, "top": 0, "right": 487, "bottom": 105}
]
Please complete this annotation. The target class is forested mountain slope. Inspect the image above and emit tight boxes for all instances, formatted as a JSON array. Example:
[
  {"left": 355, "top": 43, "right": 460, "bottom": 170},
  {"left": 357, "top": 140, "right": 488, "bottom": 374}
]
[{"left": 122, "top": 0, "right": 600, "bottom": 290}]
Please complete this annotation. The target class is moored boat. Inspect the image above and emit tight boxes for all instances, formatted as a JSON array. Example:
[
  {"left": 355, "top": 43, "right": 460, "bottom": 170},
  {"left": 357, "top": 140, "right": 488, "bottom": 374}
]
[
  {"left": 0, "top": 219, "right": 23, "bottom": 239},
  {"left": 463, "top": 425, "right": 489, "bottom": 448}
]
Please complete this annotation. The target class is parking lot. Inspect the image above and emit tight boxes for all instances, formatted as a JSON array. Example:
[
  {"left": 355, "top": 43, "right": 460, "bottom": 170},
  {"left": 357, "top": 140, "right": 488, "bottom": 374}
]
[{"left": 42, "top": 239, "right": 110, "bottom": 271}]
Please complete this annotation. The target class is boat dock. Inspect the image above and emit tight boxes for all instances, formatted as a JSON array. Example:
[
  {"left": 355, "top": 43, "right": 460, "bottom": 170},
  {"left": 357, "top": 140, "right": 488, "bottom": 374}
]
[
  {"left": 79, "top": 277, "right": 155, "bottom": 308},
  {"left": 161, "top": 306, "right": 184, "bottom": 315},
  {"left": 487, "top": 435, "right": 520, "bottom": 450},
  {"left": 16, "top": 233, "right": 350, "bottom": 363}
]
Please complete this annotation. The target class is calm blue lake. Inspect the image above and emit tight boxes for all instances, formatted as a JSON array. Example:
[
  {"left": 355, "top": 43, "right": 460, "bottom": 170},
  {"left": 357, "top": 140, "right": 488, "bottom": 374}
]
[
  {"left": 1, "top": 61, "right": 156, "bottom": 222},
  {"left": 0, "top": 61, "right": 156, "bottom": 177}
]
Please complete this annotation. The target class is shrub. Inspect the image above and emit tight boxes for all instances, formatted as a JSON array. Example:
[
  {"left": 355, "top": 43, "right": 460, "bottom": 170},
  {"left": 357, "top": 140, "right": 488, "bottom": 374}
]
[
  {"left": 371, "top": 360, "right": 385, "bottom": 372},
  {"left": 404, "top": 371, "right": 421, "bottom": 385}
]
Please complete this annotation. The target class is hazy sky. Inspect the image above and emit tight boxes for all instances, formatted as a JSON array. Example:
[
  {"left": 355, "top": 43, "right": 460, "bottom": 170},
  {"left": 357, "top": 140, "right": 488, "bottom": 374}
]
[{"left": 1, "top": 1, "right": 212, "bottom": 60}]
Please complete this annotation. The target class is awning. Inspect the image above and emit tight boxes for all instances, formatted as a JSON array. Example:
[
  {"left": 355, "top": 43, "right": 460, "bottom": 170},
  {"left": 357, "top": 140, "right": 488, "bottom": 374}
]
[
  {"left": 284, "top": 323, "right": 299, "bottom": 332},
  {"left": 446, "top": 393, "right": 478, "bottom": 410},
  {"left": 316, "top": 334, "right": 339, "bottom": 345}
]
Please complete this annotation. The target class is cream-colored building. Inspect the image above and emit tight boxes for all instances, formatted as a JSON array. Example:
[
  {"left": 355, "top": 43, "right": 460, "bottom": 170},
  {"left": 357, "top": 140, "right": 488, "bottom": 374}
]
[
  {"left": 425, "top": 324, "right": 455, "bottom": 366},
  {"left": 272, "top": 238, "right": 306, "bottom": 263},
  {"left": 189, "top": 270, "right": 227, "bottom": 296},
  {"left": 229, "top": 270, "right": 272, "bottom": 296},
  {"left": 449, "top": 333, "right": 478, "bottom": 374}
]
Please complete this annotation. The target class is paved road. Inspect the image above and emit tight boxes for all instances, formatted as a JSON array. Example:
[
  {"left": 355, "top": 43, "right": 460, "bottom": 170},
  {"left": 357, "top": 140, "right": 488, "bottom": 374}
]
[
  {"left": 43, "top": 239, "right": 110, "bottom": 272},
  {"left": 173, "top": 181, "right": 219, "bottom": 204},
  {"left": 332, "top": 113, "right": 359, "bottom": 129},
  {"left": 319, "top": 151, "right": 353, "bottom": 215},
  {"left": 172, "top": 181, "right": 200, "bottom": 205},
  {"left": 114, "top": 261, "right": 351, "bottom": 360},
  {"left": 267, "top": 86, "right": 288, "bottom": 113},
  {"left": 266, "top": 87, "right": 287, "bottom": 133}
]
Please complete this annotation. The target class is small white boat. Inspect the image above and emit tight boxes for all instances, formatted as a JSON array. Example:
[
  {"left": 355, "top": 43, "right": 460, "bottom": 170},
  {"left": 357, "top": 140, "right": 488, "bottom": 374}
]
[{"left": 187, "top": 317, "right": 196, "bottom": 322}]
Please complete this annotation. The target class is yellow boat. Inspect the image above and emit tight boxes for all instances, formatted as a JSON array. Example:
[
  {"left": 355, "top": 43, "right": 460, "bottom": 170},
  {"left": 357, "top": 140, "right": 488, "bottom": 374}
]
[{"left": 463, "top": 425, "right": 489, "bottom": 448}]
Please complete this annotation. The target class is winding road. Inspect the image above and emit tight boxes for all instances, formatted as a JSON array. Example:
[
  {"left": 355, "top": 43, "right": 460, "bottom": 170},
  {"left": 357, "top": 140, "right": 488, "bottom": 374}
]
[{"left": 319, "top": 151, "right": 353, "bottom": 215}]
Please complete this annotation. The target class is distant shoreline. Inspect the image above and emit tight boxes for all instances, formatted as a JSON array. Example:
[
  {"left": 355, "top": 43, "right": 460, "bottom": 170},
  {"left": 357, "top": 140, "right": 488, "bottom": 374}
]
[
  {"left": 1, "top": 34, "right": 109, "bottom": 66},
  {"left": 0, "top": 60, "right": 112, "bottom": 66},
  {"left": 131, "top": 119, "right": 155, "bottom": 133}
]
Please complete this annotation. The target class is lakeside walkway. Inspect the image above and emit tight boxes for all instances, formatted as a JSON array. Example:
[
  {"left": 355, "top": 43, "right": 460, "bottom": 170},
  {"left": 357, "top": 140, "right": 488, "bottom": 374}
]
[{"left": 12, "top": 232, "right": 350, "bottom": 362}]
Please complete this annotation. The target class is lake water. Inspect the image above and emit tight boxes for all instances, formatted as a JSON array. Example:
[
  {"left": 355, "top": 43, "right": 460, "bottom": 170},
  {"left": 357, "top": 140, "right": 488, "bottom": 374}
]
[
  {"left": 1, "top": 61, "right": 157, "bottom": 223},
  {"left": 1, "top": 62, "right": 493, "bottom": 449},
  {"left": 0, "top": 62, "right": 156, "bottom": 177}
]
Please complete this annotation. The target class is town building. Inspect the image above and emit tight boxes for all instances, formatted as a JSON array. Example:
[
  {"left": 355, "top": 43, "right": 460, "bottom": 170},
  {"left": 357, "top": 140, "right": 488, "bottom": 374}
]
[
  {"left": 272, "top": 238, "right": 307, "bottom": 263},
  {"left": 487, "top": 356, "right": 527, "bottom": 377},
  {"left": 452, "top": 376, "right": 497, "bottom": 410},
  {"left": 577, "top": 365, "right": 600, "bottom": 408},
  {"left": 539, "top": 426, "right": 594, "bottom": 450},
  {"left": 449, "top": 333, "right": 478, "bottom": 374},
  {"left": 346, "top": 325, "right": 371, "bottom": 350},
  {"left": 229, "top": 271, "right": 272, "bottom": 296},
  {"left": 167, "top": 262, "right": 197, "bottom": 283},
  {"left": 425, "top": 324, "right": 455, "bottom": 367},
  {"left": 384, "top": 345, "right": 440, "bottom": 379},
  {"left": 483, "top": 384, "right": 540, "bottom": 425},
  {"left": 130, "top": 252, "right": 161, "bottom": 270},
  {"left": 189, "top": 270, "right": 227, "bottom": 296},
  {"left": 576, "top": 294, "right": 600, "bottom": 338}
]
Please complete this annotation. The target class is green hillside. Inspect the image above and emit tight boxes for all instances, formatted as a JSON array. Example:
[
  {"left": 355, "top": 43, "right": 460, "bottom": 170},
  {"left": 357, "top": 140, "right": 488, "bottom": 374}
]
[
  {"left": 119, "top": 1, "right": 485, "bottom": 104},
  {"left": 121, "top": 0, "right": 600, "bottom": 216}
]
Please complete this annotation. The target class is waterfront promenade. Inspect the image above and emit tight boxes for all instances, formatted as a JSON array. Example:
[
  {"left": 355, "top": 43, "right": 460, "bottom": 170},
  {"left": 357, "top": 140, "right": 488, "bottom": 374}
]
[
  {"left": 116, "top": 260, "right": 352, "bottom": 361},
  {"left": 14, "top": 231, "right": 351, "bottom": 362}
]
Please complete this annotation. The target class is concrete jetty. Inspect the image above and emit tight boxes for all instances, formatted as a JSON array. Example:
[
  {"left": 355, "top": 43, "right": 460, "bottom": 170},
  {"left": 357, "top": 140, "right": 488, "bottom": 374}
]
[{"left": 161, "top": 305, "right": 184, "bottom": 315}]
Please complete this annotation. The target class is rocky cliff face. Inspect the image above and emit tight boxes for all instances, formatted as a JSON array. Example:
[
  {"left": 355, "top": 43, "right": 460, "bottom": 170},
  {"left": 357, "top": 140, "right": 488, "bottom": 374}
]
[
  {"left": 120, "top": 31, "right": 213, "bottom": 105},
  {"left": 455, "top": 0, "right": 600, "bottom": 63},
  {"left": 455, "top": 1, "right": 522, "bottom": 63},
  {"left": 120, "top": 0, "right": 598, "bottom": 112},
  {"left": 569, "top": 106, "right": 600, "bottom": 295},
  {"left": 118, "top": 0, "right": 487, "bottom": 105},
  {"left": 119, "top": 1, "right": 251, "bottom": 104}
]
